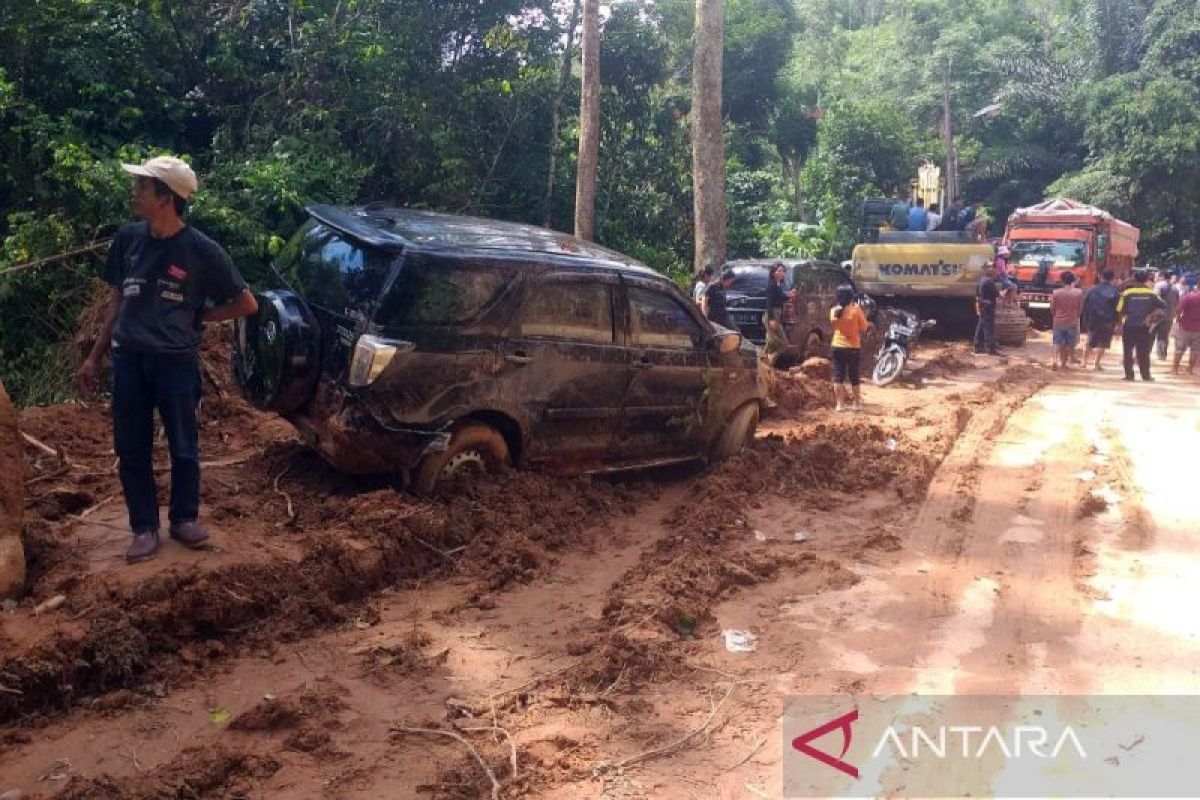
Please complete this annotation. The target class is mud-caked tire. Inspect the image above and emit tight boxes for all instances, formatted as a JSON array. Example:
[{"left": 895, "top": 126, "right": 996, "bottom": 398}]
[
  {"left": 711, "top": 402, "right": 760, "bottom": 462},
  {"left": 0, "top": 380, "right": 26, "bottom": 600},
  {"left": 414, "top": 423, "right": 510, "bottom": 495},
  {"left": 995, "top": 305, "right": 1030, "bottom": 347}
]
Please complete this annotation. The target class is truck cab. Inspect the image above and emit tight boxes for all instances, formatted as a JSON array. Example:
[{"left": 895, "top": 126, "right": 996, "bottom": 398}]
[{"left": 1004, "top": 198, "right": 1139, "bottom": 327}]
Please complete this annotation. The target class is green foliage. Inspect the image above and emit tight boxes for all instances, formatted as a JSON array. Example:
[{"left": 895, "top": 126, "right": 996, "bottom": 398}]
[
  {"left": 2, "top": 0, "right": 1199, "bottom": 404},
  {"left": 800, "top": 101, "right": 922, "bottom": 257}
]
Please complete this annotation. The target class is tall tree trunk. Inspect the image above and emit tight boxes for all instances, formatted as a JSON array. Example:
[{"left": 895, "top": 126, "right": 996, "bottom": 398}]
[
  {"left": 574, "top": 0, "right": 600, "bottom": 241},
  {"left": 691, "top": 0, "right": 727, "bottom": 273},
  {"left": 545, "top": 0, "right": 582, "bottom": 229}
]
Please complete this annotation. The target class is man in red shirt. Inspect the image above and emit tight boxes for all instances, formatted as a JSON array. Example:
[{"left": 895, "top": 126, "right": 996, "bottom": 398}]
[
  {"left": 1050, "top": 271, "right": 1085, "bottom": 371},
  {"left": 1173, "top": 279, "right": 1200, "bottom": 375}
]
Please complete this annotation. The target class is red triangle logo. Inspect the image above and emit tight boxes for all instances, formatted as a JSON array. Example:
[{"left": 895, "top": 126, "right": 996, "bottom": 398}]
[{"left": 791, "top": 707, "right": 859, "bottom": 779}]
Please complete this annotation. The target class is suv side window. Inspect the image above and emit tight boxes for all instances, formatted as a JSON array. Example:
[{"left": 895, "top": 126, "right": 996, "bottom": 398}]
[
  {"left": 521, "top": 280, "right": 614, "bottom": 343},
  {"left": 284, "top": 223, "right": 391, "bottom": 311},
  {"left": 376, "top": 255, "right": 508, "bottom": 327},
  {"left": 628, "top": 286, "right": 703, "bottom": 349}
]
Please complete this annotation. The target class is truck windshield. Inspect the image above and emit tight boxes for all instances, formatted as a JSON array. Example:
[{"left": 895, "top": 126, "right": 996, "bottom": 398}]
[{"left": 1010, "top": 241, "right": 1086, "bottom": 266}]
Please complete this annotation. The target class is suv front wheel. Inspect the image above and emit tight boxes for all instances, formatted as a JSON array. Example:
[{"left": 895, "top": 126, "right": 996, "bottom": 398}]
[
  {"left": 414, "top": 423, "right": 511, "bottom": 494},
  {"left": 711, "top": 402, "right": 759, "bottom": 462}
]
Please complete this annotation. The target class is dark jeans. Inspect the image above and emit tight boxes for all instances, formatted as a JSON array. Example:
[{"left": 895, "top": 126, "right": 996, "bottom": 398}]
[
  {"left": 1154, "top": 319, "right": 1173, "bottom": 360},
  {"left": 112, "top": 351, "right": 201, "bottom": 532},
  {"left": 1123, "top": 326, "right": 1153, "bottom": 380},
  {"left": 973, "top": 304, "right": 997, "bottom": 353}
]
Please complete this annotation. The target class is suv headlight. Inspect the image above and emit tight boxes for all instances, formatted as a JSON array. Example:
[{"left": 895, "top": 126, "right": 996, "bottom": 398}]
[{"left": 348, "top": 335, "right": 414, "bottom": 387}]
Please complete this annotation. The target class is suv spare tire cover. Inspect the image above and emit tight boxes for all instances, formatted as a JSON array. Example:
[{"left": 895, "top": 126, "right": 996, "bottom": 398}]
[{"left": 234, "top": 289, "right": 321, "bottom": 413}]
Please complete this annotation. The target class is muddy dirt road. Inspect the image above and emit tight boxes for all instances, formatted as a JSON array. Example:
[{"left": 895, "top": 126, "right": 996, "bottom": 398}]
[{"left": 2, "top": 335, "right": 1198, "bottom": 799}]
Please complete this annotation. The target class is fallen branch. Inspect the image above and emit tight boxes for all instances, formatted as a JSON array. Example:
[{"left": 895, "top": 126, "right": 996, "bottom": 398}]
[
  {"left": 198, "top": 450, "right": 259, "bottom": 469},
  {"left": 391, "top": 725, "right": 501, "bottom": 800},
  {"left": 481, "top": 659, "right": 580, "bottom": 704},
  {"left": 0, "top": 684, "right": 24, "bottom": 696},
  {"left": 413, "top": 535, "right": 465, "bottom": 562},
  {"left": 77, "top": 493, "right": 116, "bottom": 520},
  {"left": 724, "top": 732, "right": 767, "bottom": 772},
  {"left": 24, "top": 465, "right": 71, "bottom": 487},
  {"left": 616, "top": 683, "right": 739, "bottom": 769},
  {"left": 272, "top": 464, "right": 296, "bottom": 526},
  {"left": 460, "top": 725, "right": 519, "bottom": 779},
  {"left": 21, "top": 431, "right": 66, "bottom": 464}
]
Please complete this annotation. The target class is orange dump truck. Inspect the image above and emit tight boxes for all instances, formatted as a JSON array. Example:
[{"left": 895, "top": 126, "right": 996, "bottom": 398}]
[{"left": 1004, "top": 198, "right": 1139, "bottom": 328}]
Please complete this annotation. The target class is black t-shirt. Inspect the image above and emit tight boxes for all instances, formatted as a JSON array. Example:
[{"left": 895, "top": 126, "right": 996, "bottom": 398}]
[
  {"left": 977, "top": 276, "right": 1000, "bottom": 307},
  {"left": 103, "top": 223, "right": 247, "bottom": 357},
  {"left": 704, "top": 281, "right": 731, "bottom": 327},
  {"left": 767, "top": 279, "right": 787, "bottom": 311}
]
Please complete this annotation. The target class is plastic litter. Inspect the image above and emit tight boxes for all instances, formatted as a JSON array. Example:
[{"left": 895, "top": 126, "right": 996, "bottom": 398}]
[
  {"left": 722, "top": 629, "right": 758, "bottom": 653},
  {"left": 886, "top": 437, "right": 897, "bottom": 451},
  {"left": 793, "top": 531, "right": 810, "bottom": 542},
  {"left": 753, "top": 530, "right": 767, "bottom": 542}
]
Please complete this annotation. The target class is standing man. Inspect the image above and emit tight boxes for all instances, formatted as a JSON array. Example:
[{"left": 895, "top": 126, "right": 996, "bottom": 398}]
[
  {"left": 1153, "top": 269, "right": 1179, "bottom": 360},
  {"left": 76, "top": 156, "right": 258, "bottom": 563},
  {"left": 907, "top": 198, "right": 929, "bottom": 232},
  {"left": 1050, "top": 271, "right": 1084, "bottom": 370},
  {"left": 1082, "top": 269, "right": 1120, "bottom": 371},
  {"left": 926, "top": 202, "right": 942, "bottom": 231},
  {"left": 702, "top": 267, "right": 736, "bottom": 329},
  {"left": 1173, "top": 277, "right": 1200, "bottom": 375},
  {"left": 889, "top": 198, "right": 910, "bottom": 231},
  {"left": 973, "top": 263, "right": 1001, "bottom": 355},
  {"left": 1117, "top": 269, "right": 1167, "bottom": 382}
]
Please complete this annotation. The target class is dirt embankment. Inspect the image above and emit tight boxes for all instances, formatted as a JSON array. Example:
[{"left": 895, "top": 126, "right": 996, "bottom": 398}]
[{"left": 0, "top": 379, "right": 25, "bottom": 599}]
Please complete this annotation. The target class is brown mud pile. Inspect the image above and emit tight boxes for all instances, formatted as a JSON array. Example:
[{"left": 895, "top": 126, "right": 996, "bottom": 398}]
[
  {"left": 1, "top": 461, "right": 638, "bottom": 724},
  {"left": 53, "top": 745, "right": 281, "bottom": 800},
  {"left": 0, "top": 379, "right": 25, "bottom": 598}
]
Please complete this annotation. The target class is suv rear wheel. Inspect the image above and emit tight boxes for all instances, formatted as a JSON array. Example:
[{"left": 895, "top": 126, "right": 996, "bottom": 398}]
[{"left": 414, "top": 423, "right": 510, "bottom": 494}]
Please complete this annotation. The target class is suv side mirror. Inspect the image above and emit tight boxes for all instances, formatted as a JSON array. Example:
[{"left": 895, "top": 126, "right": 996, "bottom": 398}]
[{"left": 711, "top": 330, "right": 743, "bottom": 354}]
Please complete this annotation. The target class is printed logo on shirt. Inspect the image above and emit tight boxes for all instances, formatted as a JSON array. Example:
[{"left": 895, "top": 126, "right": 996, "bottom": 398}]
[
  {"left": 167, "top": 264, "right": 188, "bottom": 281},
  {"left": 122, "top": 277, "right": 145, "bottom": 298},
  {"left": 160, "top": 290, "right": 184, "bottom": 303}
]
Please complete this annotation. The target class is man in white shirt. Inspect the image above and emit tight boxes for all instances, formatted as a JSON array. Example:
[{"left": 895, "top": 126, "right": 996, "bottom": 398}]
[{"left": 926, "top": 202, "right": 942, "bottom": 232}]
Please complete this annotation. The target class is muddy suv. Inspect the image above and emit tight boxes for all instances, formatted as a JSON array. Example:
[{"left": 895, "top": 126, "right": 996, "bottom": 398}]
[
  {"left": 723, "top": 259, "right": 868, "bottom": 368},
  {"left": 233, "top": 205, "right": 762, "bottom": 491}
]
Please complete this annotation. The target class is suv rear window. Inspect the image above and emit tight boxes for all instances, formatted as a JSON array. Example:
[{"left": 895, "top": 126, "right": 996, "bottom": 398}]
[
  {"left": 277, "top": 221, "right": 392, "bottom": 313},
  {"left": 376, "top": 255, "right": 508, "bottom": 327}
]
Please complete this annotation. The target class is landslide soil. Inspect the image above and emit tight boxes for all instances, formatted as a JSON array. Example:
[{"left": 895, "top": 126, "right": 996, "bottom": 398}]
[{"left": 0, "top": 338, "right": 1048, "bottom": 799}]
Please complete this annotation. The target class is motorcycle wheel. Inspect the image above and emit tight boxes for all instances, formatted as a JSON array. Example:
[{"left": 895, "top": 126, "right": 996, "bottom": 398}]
[{"left": 872, "top": 347, "right": 906, "bottom": 386}]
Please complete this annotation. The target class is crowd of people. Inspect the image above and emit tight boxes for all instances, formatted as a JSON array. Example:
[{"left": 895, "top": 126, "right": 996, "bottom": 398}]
[
  {"left": 974, "top": 258, "right": 1200, "bottom": 381},
  {"left": 692, "top": 262, "right": 872, "bottom": 413},
  {"left": 885, "top": 196, "right": 990, "bottom": 240}
]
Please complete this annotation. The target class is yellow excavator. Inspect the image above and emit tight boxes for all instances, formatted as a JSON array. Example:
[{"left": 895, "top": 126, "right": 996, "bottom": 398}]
[{"left": 848, "top": 165, "right": 993, "bottom": 326}]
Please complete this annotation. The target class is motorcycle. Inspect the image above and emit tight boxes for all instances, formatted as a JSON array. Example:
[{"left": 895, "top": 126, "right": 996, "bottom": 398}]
[{"left": 871, "top": 308, "right": 936, "bottom": 386}]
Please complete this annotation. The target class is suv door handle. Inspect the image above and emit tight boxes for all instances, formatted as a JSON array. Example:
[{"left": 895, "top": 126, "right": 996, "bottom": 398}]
[
  {"left": 633, "top": 356, "right": 653, "bottom": 369},
  {"left": 505, "top": 352, "right": 532, "bottom": 365}
]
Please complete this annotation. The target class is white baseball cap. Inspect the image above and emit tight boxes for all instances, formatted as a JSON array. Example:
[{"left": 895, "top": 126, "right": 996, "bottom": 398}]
[{"left": 121, "top": 155, "right": 198, "bottom": 200}]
